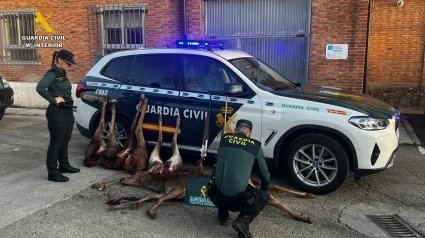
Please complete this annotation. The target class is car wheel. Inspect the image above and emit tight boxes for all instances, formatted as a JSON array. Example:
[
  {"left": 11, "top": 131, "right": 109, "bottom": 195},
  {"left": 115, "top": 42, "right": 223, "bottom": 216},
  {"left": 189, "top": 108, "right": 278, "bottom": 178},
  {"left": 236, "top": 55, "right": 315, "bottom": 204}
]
[
  {"left": 99, "top": 114, "right": 131, "bottom": 150},
  {"left": 0, "top": 109, "right": 4, "bottom": 120},
  {"left": 283, "top": 133, "right": 349, "bottom": 195}
]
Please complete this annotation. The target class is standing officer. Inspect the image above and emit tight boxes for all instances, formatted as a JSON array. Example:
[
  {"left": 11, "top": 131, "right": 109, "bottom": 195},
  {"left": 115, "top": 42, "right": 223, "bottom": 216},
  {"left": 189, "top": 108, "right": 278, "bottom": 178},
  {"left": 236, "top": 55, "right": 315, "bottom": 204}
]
[
  {"left": 208, "top": 119, "right": 271, "bottom": 238},
  {"left": 36, "top": 49, "right": 80, "bottom": 182}
]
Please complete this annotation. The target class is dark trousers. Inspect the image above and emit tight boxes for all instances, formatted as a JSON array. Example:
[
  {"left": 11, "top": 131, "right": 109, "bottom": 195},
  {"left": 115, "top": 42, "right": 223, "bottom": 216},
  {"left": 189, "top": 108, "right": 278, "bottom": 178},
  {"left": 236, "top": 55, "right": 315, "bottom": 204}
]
[
  {"left": 45, "top": 103, "right": 74, "bottom": 174},
  {"left": 208, "top": 180, "right": 269, "bottom": 223}
]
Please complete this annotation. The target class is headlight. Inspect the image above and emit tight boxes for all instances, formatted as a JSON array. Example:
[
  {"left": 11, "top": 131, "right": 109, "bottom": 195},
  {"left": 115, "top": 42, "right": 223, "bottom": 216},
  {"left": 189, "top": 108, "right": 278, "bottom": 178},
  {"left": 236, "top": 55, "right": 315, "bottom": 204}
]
[
  {"left": 349, "top": 117, "right": 390, "bottom": 130},
  {"left": 2, "top": 79, "right": 9, "bottom": 88}
]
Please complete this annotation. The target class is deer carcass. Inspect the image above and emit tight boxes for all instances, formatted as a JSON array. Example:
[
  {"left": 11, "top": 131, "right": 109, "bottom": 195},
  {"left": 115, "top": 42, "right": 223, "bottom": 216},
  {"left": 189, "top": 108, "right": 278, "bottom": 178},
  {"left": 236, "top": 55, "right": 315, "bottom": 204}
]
[
  {"left": 111, "top": 158, "right": 314, "bottom": 224},
  {"left": 114, "top": 94, "right": 145, "bottom": 170},
  {"left": 123, "top": 96, "right": 149, "bottom": 174},
  {"left": 83, "top": 96, "right": 107, "bottom": 167},
  {"left": 98, "top": 100, "right": 119, "bottom": 169},
  {"left": 148, "top": 114, "right": 182, "bottom": 175}
]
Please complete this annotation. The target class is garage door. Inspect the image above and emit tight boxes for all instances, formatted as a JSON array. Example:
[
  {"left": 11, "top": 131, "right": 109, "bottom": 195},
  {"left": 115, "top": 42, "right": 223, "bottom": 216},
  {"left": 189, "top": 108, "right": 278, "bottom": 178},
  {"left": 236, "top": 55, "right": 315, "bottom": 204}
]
[{"left": 204, "top": 0, "right": 312, "bottom": 84}]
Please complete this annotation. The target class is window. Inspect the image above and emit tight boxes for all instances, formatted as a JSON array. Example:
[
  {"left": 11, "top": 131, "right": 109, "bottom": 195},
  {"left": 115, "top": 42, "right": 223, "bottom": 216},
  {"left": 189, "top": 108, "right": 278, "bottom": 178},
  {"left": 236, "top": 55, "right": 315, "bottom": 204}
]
[
  {"left": 99, "top": 4, "right": 145, "bottom": 55},
  {"left": 0, "top": 10, "right": 38, "bottom": 64},
  {"left": 101, "top": 56, "right": 134, "bottom": 82},
  {"left": 126, "top": 54, "right": 177, "bottom": 90},
  {"left": 181, "top": 55, "right": 240, "bottom": 93},
  {"left": 229, "top": 57, "right": 296, "bottom": 92}
]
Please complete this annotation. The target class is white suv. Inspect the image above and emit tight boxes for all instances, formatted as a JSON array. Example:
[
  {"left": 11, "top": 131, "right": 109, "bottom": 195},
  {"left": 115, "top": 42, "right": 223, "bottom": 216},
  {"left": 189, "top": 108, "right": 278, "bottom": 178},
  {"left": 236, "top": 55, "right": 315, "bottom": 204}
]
[{"left": 74, "top": 40, "right": 400, "bottom": 195}]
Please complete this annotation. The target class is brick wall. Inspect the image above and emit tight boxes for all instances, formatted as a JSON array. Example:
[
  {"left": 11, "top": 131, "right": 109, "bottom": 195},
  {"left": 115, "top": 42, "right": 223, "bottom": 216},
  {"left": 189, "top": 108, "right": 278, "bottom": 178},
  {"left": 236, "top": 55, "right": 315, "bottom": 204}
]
[
  {"left": 0, "top": 0, "right": 187, "bottom": 84},
  {"left": 309, "top": 0, "right": 369, "bottom": 93},
  {"left": 184, "top": 0, "right": 204, "bottom": 39},
  {"left": 365, "top": 0, "right": 425, "bottom": 108}
]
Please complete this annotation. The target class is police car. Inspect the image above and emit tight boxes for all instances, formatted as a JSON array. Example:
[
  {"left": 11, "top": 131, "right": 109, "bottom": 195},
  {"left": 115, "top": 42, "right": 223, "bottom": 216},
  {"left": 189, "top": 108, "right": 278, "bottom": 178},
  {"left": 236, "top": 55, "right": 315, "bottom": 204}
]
[{"left": 75, "top": 40, "right": 400, "bottom": 195}]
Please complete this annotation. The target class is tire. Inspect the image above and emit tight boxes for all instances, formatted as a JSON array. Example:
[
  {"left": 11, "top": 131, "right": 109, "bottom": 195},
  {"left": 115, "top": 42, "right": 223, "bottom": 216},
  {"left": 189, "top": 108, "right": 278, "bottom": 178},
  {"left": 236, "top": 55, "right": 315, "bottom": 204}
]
[
  {"left": 283, "top": 133, "right": 349, "bottom": 195},
  {"left": 0, "top": 109, "right": 4, "bottom": 120},
  {"left": 98, "top": 114, "right": 131, "bottom": 150}
]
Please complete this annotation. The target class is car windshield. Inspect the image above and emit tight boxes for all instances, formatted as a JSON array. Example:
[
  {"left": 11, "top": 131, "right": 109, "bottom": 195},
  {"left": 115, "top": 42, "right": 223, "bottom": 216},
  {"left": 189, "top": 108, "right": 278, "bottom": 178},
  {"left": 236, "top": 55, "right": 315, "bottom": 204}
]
[{"left": 229, "top": 57, "right": 296, "bottom": 92}]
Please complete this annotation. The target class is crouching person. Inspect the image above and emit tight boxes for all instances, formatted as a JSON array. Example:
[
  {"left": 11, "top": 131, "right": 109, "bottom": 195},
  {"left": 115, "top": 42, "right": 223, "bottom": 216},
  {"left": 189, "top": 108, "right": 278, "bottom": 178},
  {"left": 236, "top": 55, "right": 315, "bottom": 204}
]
[{"left": 208, "top": 119, "right": 271, "bottom": 238}]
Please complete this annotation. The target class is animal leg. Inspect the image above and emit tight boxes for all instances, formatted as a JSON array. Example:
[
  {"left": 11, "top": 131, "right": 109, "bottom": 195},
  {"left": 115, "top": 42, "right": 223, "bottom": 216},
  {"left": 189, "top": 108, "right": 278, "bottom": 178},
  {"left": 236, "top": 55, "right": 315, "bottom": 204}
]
[
  {"left": 165, "top": 116, "right": 182, "bottom": 174},
  {"left": 148, "top": 113, "right": 163, "bottom": 175},
  {"left": 147, "top": 188, "right": 185, "bottom": 219},
  {"left": 120, "top": 172, "right": 142, "bottom": 186},
  {"left": 92, "top": 180, "right": 119, "bottom": 191},
  {"left": 130, "top": 193, "right": 166, "bottom": 210},
  {"left": 268, "top": 195, "right": 312, "bottom": 224},
  {"left": 116, "top": 95, "right": 144, "bottom": 169},
  {"left": 268, "top": 185, "right": 316, "bottom": 199}
]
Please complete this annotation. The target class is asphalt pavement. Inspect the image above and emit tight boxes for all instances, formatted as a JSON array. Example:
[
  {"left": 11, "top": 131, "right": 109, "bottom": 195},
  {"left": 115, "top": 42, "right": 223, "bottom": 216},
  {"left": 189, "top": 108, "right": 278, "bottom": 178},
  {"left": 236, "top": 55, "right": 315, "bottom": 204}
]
[{"left": 1, "top": 108, "right": 425, "bottom": 238}]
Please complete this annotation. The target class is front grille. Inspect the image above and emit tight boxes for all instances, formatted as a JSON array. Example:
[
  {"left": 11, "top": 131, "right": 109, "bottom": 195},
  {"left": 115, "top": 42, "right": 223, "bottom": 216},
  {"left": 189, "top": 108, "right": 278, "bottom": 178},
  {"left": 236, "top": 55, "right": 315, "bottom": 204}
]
[{"left": 367, "top": 214, "right": 424, "bottom": 237}]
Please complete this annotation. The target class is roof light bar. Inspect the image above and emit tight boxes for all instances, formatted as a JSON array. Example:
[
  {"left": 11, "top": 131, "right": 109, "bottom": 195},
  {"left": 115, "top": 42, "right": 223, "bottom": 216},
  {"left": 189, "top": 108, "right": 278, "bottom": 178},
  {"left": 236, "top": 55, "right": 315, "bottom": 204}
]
[
  {"left": 176, "top": 40, "right": 210, "bottom": 48},
  {"left": 176, "top": 40, "right": 225, "bottom": 50}
]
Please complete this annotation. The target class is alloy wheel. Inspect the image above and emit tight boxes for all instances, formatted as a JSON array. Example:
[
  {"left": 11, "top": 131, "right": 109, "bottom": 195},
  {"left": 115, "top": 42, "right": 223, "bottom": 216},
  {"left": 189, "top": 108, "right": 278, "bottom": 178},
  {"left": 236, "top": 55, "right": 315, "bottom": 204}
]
[
  {"left": 292, "top": 144, "right": 338, "bottom": 187},
  {"left": 101, "top": 122, "right": 128, "bottom": 149}
]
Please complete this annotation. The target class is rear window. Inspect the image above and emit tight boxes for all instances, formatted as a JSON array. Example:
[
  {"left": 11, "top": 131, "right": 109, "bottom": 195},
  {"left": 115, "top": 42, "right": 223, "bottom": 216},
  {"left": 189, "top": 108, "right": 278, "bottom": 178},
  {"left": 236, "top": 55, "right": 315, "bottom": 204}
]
[
  {"left": 126, "top": 54, "right": 177, "bottom": 90},
  {"left": 100, "top": 56, "right": 135, "bottom": 82}
]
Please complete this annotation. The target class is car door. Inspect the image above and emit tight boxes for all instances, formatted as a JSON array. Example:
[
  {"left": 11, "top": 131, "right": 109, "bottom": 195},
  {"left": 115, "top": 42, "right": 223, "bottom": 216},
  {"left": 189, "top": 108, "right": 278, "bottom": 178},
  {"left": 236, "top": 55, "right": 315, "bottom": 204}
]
[
  {"left": 178, "top": 54, "right": 262, "bottom": 151},
  {"left": 116, "top": 53, "right": 185, "bottom": 146}
]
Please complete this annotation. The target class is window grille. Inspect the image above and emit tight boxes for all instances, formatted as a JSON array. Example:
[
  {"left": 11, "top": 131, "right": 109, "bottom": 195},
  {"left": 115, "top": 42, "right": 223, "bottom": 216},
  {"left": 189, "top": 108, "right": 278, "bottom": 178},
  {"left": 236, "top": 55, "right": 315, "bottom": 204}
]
[
  {"left": 0, "top": 9, "right": 39, "bottom": 64},
  {"left": 95, "top": 4, "right": 146, "bottom": 56}
]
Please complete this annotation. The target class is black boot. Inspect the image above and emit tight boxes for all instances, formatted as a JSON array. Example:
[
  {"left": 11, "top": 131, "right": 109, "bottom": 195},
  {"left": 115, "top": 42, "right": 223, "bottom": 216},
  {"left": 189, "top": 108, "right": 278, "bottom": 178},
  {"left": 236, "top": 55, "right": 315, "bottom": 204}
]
[
  {"left": 48, "top": 173, "right": 69, "bottom": 182},
  {"left": 218, "top": 209, "right": 230, "bottom": 225},
  {"left": 232, "top": 214, "right": 252, "bottom": 238},
  {"left": 59, "top": 165, "right": 80, "bottom": 173}
]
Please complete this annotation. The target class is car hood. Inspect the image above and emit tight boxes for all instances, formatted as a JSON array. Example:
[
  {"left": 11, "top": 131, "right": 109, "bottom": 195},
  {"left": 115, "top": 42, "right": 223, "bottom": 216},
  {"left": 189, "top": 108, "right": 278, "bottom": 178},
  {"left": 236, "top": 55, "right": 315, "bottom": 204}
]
[{"left": 271, "top": 84, "right": 399, "bottom": 119}]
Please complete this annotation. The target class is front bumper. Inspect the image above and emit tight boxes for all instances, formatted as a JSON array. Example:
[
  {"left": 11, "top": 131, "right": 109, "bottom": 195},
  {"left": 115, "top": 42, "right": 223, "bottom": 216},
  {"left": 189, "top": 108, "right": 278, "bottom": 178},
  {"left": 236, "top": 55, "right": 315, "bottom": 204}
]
[{"left": 354, "top": 145, "right": 398, "bottom": 178}]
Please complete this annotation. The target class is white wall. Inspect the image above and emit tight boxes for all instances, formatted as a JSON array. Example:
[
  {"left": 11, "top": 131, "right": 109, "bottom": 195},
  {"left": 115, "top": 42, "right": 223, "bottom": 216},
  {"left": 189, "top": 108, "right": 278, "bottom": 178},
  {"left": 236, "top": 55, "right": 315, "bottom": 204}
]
[{"left": 9, "top": 82, "right": 78, "bottom": 109}]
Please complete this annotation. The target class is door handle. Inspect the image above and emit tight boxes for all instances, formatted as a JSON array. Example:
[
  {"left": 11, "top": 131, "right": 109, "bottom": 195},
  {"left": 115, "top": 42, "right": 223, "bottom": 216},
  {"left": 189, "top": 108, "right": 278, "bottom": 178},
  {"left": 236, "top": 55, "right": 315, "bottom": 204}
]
[
  {"left": 247, "top": 100, "right": 255, "bottom": 104},
  {"left": 266, "top": 102, "right": 274, "bottom": 106},
  {"left": 122, "top": 90, "right": 134, "bottom": 96}
]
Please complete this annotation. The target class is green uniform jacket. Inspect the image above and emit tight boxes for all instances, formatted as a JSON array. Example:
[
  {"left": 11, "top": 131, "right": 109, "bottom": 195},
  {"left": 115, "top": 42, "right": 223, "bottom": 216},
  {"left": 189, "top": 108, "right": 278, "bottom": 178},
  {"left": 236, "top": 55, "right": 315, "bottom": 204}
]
[
  {"left": 212, "top": 131, "right": 271, "bottom": 197},
  {"left": 36, "top": 65, "right": 73, "bottom": 104}
]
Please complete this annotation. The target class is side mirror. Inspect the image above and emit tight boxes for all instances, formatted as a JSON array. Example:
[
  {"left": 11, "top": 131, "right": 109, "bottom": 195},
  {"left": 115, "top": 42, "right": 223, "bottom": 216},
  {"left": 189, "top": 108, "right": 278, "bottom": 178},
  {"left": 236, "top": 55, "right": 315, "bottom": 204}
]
[
  {"left": 292, "top": 81, "right": 302, "bottom": 87},
  {"left": 224, "top": 82, "right": 243, "bottom": 96}
]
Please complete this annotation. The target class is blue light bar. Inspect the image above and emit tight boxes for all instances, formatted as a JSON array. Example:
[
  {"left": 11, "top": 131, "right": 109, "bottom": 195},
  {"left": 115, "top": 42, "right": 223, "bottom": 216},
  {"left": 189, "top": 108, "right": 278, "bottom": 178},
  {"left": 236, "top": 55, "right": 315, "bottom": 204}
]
[{"left": 176, "top": 40, "right": 210, "bottom": 48}]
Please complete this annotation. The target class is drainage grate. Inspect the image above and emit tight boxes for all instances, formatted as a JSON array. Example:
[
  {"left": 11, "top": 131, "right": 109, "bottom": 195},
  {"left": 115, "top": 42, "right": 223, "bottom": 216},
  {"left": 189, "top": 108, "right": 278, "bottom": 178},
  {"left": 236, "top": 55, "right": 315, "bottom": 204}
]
[{"left": 367, "top": 214, "right": 424, "bottom": 238}]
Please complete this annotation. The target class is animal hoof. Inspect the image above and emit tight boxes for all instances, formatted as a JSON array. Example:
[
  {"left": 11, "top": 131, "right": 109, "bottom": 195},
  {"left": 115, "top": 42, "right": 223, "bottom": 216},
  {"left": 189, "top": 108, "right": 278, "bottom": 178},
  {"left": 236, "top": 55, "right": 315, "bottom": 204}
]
[
  {"left": 305, "top": 193, "right": 316, "bottom": 199},
  {"left": 147, "top": 210, "right": 156, "bottom": 219},
  {"left": 297, "top": 214, "right": 312, "bottom": 224},
  {"left": 98, "top": 185, "right": 106, "bottom": 191},
  {"left": 130, "top": 202, "right": 140, "bottom": 210}
]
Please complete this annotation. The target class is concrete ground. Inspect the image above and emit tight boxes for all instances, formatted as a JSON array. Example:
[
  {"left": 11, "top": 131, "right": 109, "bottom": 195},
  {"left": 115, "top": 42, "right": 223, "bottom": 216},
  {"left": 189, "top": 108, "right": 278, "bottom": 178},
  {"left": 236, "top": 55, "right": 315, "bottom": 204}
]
[{"left": 0, "top": 108, "right": 425, "bottom": 238}]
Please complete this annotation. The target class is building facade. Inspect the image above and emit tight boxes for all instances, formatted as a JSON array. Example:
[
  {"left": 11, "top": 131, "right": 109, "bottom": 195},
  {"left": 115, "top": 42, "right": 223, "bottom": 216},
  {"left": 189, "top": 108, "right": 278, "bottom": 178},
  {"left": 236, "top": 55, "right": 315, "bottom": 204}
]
[{"left": 0, "top": 0, "right": 424, "bottom": 108}]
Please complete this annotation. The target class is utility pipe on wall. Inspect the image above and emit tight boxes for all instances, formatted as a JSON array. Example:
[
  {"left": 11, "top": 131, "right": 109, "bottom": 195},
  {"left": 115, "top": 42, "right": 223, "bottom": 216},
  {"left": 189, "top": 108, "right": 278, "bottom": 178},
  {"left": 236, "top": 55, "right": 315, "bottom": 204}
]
[{"left": 418, "top": 38, "right": 425, "bottom": 110}]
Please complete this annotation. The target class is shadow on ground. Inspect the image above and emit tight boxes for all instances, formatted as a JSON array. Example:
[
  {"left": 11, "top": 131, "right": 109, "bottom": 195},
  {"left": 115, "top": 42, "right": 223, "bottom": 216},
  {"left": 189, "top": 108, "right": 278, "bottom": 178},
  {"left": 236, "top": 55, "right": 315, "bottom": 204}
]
[{"left": 404, "top": 113, "right": 425, "bottom": 144}]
